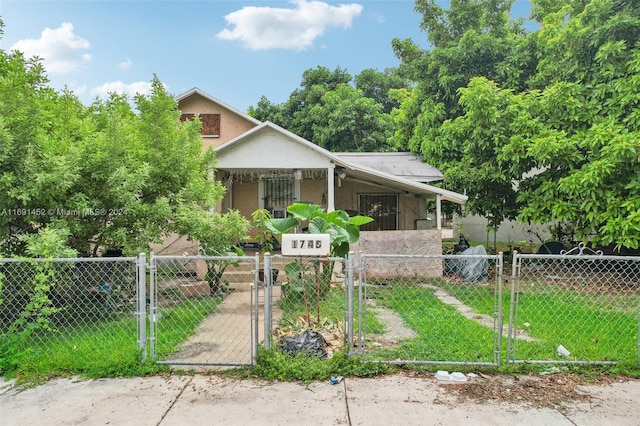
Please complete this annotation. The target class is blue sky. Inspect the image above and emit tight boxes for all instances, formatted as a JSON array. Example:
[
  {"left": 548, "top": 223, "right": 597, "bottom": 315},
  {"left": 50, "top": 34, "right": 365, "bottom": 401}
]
[{"left": 1, "top": 0, "right": 532, "bottom": 112}]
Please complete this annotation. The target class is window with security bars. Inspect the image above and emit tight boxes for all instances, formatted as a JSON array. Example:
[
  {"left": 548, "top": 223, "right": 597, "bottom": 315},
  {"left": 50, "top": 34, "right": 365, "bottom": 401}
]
[
  {"left": 263, "top": 176, "right": 296, "bottom": 218},
  {"left": 358, "top": 193, "right": 398, "bottom": 231}
]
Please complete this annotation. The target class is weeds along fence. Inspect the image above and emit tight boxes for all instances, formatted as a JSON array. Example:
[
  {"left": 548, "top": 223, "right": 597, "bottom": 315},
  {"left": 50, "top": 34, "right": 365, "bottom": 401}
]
[{"left": 0, "top": 256, "right": 144, "bottom": 369}]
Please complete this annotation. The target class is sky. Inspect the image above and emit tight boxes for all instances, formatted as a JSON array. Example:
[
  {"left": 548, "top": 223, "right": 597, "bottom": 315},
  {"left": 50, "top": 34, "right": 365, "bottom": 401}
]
[{"left": 1, "top": 0, "right": 532, "bottom": 113}]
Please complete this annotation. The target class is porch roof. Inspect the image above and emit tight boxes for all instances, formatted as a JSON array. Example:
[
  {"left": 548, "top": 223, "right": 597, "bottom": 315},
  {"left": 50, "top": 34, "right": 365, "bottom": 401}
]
[
  {"left": 334, "top": 152, "right": 444, "bottom": 183},
  {"left": 215, "top": 121, "right": 467, "bottom": 205}
]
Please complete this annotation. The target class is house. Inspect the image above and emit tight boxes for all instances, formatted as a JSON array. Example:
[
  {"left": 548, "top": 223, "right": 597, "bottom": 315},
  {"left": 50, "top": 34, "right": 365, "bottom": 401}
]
[{"left": 156, "top": 88, "right": 467, "bottom": 256}]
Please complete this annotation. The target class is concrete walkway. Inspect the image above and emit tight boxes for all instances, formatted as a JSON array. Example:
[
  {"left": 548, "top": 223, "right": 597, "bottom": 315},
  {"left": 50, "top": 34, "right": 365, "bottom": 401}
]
[
  {"left": 165, "top": 282, "right": 281, "bottom": 366},
  {"left": 2, "top": 373, "right": 639, "bottom": 426}
]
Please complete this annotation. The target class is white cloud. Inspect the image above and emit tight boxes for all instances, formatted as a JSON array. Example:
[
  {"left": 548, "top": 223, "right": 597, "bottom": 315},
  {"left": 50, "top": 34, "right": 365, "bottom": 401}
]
[
  {"left": 118, "top": 57, "right": 132, "bottom": 70},
  {"left": 90, "top": 81, "right": 153, "bottom": 98},
  {"left": 216, "top": 0, "right": 363, "bottom": 51},
  {"left": 66, "top": 82, "right": 87, "bottom": 96},
  {"left": 10, "top": 22, "right": 91, "bottom": 74}
]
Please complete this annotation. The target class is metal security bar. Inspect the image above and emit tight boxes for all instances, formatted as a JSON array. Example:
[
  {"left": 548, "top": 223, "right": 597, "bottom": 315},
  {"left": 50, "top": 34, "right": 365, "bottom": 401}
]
[
  {"left": 263, "top": 176, "right": 296, "bottom": 217},
  {"left": 358, "top": 193, "right": 398, "bottom": 231},
  {"left": 508, "top": 251, "right": 640, "bottom": 365},
  {"left": 355, "top": 253, "right": 504, "bottom": 366}
]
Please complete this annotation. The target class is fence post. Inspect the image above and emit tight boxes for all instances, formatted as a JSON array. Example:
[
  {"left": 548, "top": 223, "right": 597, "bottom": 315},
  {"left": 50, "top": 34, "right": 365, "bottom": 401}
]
[
  {"left": 253, "top": 252, "right": 260, "bottom": 365},
  {"left": 346, "top": 252, "right": 355, "bottom": 355},
  {"left": 506, "top": 250, "right": 519, "bottom": 363},
  {"left": 263, "top": 253, "right": 273, "bottom": 350},
  {"left": 137, "top": 253, "right": 147, "bottom": 363},
  {"left": 495, "top": 251, "right": 504, "bottom": 366},
  {"left": 148, "top": 252, "right": 156, "bottom": 360},
  {"left": 356, "top": 251, "right": 365, "bottom": 354}
]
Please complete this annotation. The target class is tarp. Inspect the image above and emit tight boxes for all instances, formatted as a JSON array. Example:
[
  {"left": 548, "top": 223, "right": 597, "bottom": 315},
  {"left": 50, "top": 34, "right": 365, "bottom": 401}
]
[{"left": 447, "top": 245, "right": 489, "bottom": 283}]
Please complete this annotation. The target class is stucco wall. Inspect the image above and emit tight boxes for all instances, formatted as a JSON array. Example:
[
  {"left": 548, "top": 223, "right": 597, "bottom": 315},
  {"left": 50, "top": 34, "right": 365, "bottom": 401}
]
[
  {"left": 351, "top": 230, "right": 443, "bottom": 278},
  {"left": 300, "top": 179, "right": 328, "bottom": 208},
  {"left": 178, "top": 93, "right": 257, "bottom": 149},
  {"left": 223, "top": 177, "right": 429, "bottom": 233},
  {"left": 230, "top": 180, "right": 259, "bottom": 233}
]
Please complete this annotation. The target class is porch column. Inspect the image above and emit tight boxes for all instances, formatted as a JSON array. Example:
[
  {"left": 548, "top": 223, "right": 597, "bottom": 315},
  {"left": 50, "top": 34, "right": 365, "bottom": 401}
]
[
  {"left": 327, "top": 164, "right": 335, "bottom": 212},
  {"left": 435, "top": 194, "right": 442, "bottom": 230}
]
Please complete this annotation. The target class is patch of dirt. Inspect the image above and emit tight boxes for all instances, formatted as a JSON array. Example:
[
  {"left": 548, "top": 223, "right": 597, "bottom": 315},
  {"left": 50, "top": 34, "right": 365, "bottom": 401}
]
[
  {"left": 366, "top": 300, "right": 417, "bottom": 348},
  {"left": 440, "top": 373, "right": 610, "bottom": 410}
]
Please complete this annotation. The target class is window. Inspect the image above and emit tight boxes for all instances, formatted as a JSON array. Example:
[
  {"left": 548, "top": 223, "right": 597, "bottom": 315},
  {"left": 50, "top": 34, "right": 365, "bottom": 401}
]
[
  {"left": 180, "top": 113, "right": 220, "bottom": 137},
  {"left": 358, "top": 193, "right": 398, "bottom": 231},
  {"left": 260, "top": 175, "right": 300, "bottom": 217}
]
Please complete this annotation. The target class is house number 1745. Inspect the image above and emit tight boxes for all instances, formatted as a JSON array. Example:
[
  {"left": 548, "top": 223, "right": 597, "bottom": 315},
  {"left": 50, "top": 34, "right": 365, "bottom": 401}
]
[{"left": 281, "top": 234, "right": 331, "bottom": 256}]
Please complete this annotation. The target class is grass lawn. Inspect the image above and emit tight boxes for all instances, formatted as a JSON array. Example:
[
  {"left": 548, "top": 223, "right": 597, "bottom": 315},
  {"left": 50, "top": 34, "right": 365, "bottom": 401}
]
[
  {"left": 4, "top": 295, "right": 222, "bottom": 382},
  {"left": 355, "top": 277, "right": 638, "bottom": 366}
]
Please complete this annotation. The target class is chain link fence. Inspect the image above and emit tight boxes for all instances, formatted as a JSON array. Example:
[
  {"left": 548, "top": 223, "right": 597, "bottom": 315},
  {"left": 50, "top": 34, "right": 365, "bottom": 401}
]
[
  {"left": 355, "top": 253, "right": 504, "bottom": 366},
  {"left": 150, "top": 254, "right": 260, "bottom": 367},
  {"left": 3, "top": 248, "right": 639, "bottom": 372},
  {"left": 264, "top": 254, "right": 349, "bottom": 358},
  {"left": 508, "top": 251, "right": 640, "bottom": 365},
  {"left": 0, "top": 257, "right": 142, "bottom": 368}
]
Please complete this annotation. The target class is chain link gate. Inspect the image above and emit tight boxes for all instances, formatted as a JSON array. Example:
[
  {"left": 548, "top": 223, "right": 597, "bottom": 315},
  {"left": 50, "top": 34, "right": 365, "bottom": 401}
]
[
  {"left": 507, "top": 248, "right": 640, "bottom": 365},
  {"left": 355, "top": 253, "right": 504, "bottom": 366},
  {"left": 262, "top": 253, "right": 353, "bottom": 356},
  {"left": 148, "top": 254, "right": 260, "bottom": 367}
]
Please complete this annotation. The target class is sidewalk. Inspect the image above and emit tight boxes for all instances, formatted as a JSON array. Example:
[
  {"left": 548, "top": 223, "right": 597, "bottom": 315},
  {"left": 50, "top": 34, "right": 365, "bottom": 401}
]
[{"left": 2, "top": 372, "right": 639, "bottom": 425}]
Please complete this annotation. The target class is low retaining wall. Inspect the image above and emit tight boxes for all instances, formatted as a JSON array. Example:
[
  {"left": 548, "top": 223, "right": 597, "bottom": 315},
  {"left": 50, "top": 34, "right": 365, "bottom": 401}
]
[{"left": 351, "top": 230, "right": 442, "bottom": 278}]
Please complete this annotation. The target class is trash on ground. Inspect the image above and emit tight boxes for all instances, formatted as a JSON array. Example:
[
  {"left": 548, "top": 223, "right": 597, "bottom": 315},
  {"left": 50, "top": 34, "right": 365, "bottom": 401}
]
[
  {"left": 435, "top": 371, "right": 451, "bottom": 381},
  {"left": 446, "top": 245, "right": 489, "bottom": 283},
  {"left": 278, "top": 329, "right": 328, "bottom": 358},
  {"left": 330, "top": 376, "right": 343, "bottom": 385},
  {"left": 557, "top": 345, "right": 571, "bottom": 357},
  {"left": 450, "top": 372, "right": 468, "bottom": 382},
  {"left": 540, "top": 367, "right": 562, "bottom": 375}
]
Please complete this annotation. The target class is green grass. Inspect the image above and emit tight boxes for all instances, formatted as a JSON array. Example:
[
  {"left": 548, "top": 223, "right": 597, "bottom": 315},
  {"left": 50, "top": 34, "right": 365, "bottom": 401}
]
[
  {"left": 154, "top": 295, "right": 223, "bottom": 358},
  {"left": 363, "top": 283, "right": 497, "bottom": 363},
  {"left": 431, "top": 280, "right": 638, "bottom": 366},
  {"left": 3, "top": 295, "right": 223, "bottom": 384},
  {"left": 4, "top": 273, "right": 639, "bottom": 384}
]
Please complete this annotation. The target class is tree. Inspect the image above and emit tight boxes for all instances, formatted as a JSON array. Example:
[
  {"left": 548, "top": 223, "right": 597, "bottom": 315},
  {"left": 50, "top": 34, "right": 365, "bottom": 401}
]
[
  {"left": 0, "top": 22, "right": 247, "bottom": 257},
  {"left": 249, "top": 66, "right": 401, "bottom": 152},
  {"left": 354, "top": 68, "right": 409, "bottom": 114},
  {"left": 390, "top": 0, "right": 534, "bottom": 154},
  {"left": 423, "top": 0, "right": 640, "bottom": 249},
  {"left": 308, "top": 84, "right": 394, "bottom": 152}
]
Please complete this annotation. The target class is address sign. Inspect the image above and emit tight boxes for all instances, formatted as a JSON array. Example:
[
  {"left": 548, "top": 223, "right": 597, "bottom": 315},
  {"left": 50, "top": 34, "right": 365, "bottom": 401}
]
[{"left": 281, "top": 234, "right": 331, "bottom": 256}]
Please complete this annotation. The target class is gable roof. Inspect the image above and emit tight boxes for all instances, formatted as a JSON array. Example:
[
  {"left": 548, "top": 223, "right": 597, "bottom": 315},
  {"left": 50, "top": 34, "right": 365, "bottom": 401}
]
[
  {"left": 334, "top": 152, "right": 444, "bottom": 183},
  {"left": 215, "top": 121, "right": 467, "bottom": 204},
  {"left": 175, "top": 87, "right": 262, "bottom": 126}
]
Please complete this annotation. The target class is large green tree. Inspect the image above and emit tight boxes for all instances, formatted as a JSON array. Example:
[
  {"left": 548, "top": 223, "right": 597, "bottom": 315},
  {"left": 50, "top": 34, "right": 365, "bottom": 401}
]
[
  {"left": 412, "top": 0, "right": 640, "bottom": 249},
  {"left": 0, "top": 22, "right": 248, "bottom": 256},
  {"left": 249, "top": 66, "right": 407, "bottom": 152}
]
